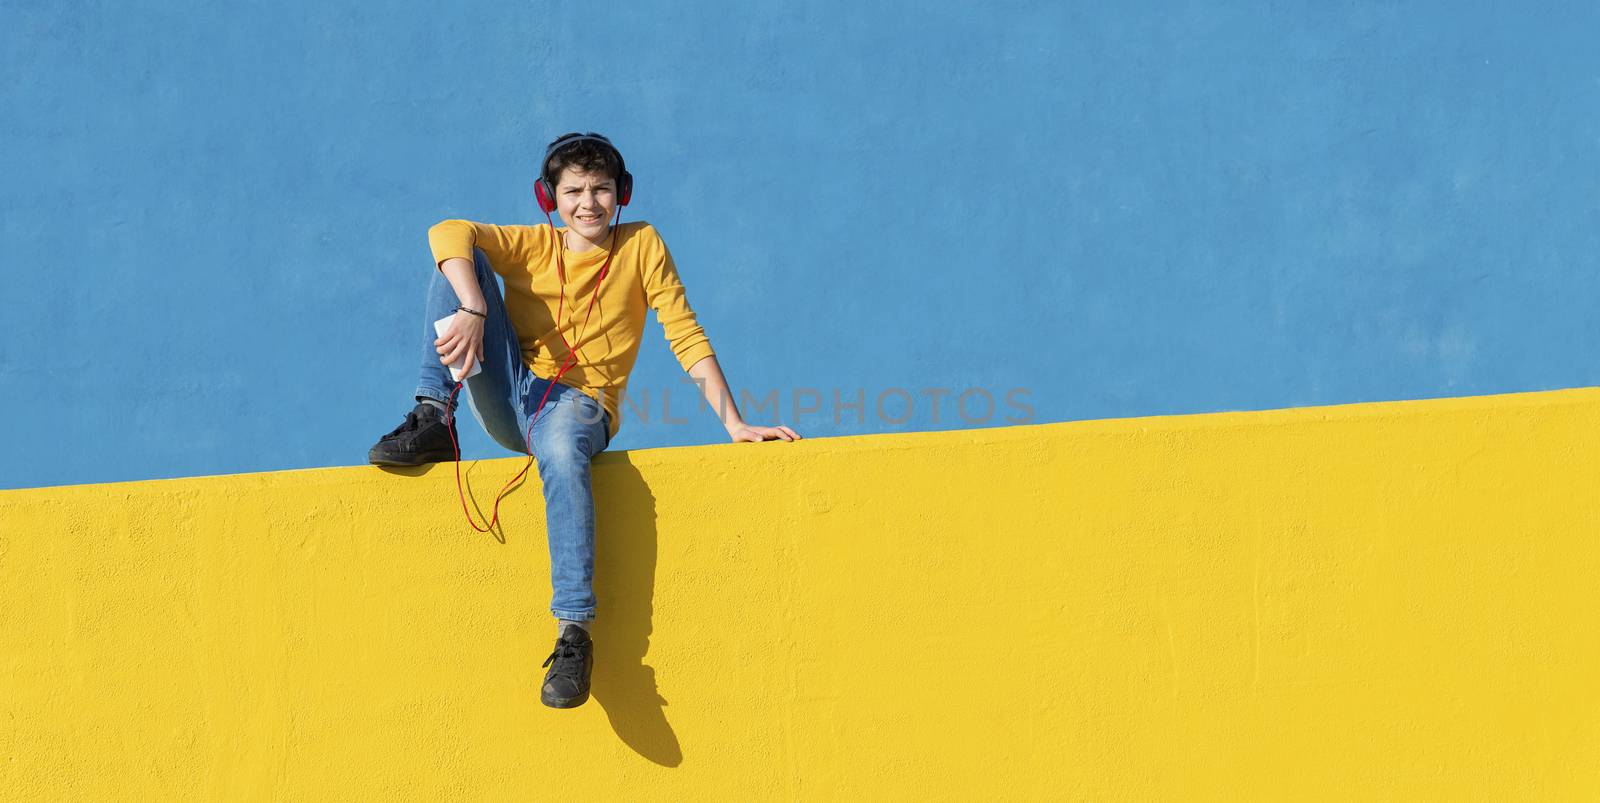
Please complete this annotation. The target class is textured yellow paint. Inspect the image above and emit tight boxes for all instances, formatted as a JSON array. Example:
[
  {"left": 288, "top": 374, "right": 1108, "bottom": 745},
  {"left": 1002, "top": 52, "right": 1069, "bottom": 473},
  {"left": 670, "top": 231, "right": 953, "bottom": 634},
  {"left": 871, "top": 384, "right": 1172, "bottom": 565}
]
[{"left": 4, "top": 387, "right": 1600, "bottom": 799}]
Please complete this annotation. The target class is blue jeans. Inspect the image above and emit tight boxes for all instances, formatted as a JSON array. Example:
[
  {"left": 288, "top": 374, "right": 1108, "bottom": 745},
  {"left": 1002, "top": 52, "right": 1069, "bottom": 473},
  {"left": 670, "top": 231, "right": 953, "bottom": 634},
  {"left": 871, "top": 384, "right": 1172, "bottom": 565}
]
[{"left": 414, "top": 248, "right": 611, "bottom": 621}]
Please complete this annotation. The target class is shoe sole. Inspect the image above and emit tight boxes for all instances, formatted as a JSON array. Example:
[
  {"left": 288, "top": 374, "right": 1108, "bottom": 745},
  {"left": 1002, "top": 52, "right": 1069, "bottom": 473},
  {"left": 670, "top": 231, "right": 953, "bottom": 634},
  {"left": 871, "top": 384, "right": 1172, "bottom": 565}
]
[
  {"left": 541, "top": 690, "right": 590, "bottom": 709},
  {"left": 368, "top": 450, "right": 455, "bottom": 467}
]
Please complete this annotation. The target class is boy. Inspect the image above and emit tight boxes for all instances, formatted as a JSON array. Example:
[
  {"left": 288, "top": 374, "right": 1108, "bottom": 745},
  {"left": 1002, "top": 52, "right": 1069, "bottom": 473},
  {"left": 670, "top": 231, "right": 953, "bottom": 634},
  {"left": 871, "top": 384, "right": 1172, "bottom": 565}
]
[{"left": 368, "top": 132, "right": 800, "bottom": 708}]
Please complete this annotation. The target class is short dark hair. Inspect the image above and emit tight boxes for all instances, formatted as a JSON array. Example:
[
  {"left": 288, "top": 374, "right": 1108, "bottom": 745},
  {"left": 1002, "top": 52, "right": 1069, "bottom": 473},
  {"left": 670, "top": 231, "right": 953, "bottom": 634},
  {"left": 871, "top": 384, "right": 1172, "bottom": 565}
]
[{"left": 542, "top": 132, "right": 624, "bottom": 187}]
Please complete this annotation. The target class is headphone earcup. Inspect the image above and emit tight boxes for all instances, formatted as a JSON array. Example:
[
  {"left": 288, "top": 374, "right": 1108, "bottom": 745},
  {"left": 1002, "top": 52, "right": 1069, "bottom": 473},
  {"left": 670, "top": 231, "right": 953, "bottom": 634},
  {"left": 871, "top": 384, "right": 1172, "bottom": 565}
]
[
  {"left": 535, "top": 179, "right": 557, "bottom": 214},
  {"left": 618, "top": 171, "right": 633, "bottom": 206}
]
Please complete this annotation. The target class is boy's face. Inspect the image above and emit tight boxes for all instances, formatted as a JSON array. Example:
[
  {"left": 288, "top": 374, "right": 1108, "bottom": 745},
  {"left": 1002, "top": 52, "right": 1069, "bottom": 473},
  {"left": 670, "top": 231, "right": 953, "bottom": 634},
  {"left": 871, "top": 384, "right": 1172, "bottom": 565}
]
[{"left": 553, "top": 166, "right": 618, "bottom": 245}]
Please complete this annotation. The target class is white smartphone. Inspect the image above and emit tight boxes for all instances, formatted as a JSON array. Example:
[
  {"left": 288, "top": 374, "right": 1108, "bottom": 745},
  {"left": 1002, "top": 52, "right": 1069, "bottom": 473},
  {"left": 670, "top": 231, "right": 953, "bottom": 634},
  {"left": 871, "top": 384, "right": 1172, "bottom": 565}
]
[{"left": 434, "top": 314, "right": 483, "bottom": 382}]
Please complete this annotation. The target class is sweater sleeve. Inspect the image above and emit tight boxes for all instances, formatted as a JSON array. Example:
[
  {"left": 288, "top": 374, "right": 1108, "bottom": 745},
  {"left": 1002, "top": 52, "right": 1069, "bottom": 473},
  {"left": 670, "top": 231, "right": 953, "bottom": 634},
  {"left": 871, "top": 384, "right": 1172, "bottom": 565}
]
[
  {"left": 426, "top": 219, "right": 539, "bottom": 277},
  {"left": 639, "top": 226, "right": 716, "bottom": 371}
]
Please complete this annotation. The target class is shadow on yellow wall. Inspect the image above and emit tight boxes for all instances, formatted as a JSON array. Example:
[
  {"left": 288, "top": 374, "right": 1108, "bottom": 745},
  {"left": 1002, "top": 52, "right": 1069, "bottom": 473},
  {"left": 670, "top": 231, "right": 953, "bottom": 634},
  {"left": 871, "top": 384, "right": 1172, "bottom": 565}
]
[{"left": 378, "top": 455, "right": 683, "bottom": 766}]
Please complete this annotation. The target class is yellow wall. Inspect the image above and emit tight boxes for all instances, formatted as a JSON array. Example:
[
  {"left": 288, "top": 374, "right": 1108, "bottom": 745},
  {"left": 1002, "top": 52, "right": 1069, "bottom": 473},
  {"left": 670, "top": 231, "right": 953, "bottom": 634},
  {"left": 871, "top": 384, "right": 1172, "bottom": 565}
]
[{"left": 4, "top": 388, "right": 1600, "bottom": 800}]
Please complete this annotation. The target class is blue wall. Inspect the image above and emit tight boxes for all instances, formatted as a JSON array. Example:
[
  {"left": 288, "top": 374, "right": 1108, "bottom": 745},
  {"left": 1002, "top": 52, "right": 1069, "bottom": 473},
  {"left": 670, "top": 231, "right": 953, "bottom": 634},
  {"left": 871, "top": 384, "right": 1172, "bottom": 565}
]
[{"left": 4, "top": 1, "right": 1598, "bottom": 489}]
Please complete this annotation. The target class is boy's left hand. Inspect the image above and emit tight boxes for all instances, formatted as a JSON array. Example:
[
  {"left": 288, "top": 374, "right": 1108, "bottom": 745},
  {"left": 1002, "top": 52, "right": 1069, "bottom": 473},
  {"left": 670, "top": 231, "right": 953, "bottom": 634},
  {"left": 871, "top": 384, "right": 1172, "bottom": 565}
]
[{"left": 728, "top": 424, "right": 801, "bottom": 443}]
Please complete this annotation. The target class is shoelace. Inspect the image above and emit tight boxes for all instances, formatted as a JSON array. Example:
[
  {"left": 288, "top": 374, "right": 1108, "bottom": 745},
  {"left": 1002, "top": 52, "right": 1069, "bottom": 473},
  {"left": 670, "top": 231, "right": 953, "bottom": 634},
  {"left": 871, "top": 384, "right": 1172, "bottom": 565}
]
[
  {"left": 541, "top": 639, "right": 588, "bottom": 678},
  {"left": 384, "top": 409, "right": 422, "bottom": 439}
]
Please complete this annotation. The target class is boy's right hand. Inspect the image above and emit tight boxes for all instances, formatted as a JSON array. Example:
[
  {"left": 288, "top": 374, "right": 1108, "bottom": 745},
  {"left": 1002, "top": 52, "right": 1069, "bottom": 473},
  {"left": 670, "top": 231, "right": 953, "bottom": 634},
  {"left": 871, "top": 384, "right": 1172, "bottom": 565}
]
[{"left": 436, "top": 311, "right": 487, "bottom": 377}]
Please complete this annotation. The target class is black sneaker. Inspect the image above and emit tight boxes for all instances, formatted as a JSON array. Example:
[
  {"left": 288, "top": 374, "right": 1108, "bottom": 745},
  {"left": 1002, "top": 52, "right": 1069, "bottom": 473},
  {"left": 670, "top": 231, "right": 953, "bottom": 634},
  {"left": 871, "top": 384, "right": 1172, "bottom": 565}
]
[
  {"left": 367, "top": 402, "right": 456, "bottom": 466},
  {"left": 540, "top": 625, "right": 593, "bottom": 708}
]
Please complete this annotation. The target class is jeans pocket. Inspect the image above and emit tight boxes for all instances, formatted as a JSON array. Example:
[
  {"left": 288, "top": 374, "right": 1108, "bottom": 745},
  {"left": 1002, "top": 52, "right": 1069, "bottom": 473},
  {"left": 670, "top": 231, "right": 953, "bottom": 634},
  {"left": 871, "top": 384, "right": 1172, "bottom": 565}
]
[{"left": 571, "top": 391, "right": 608, "bottom": 429}]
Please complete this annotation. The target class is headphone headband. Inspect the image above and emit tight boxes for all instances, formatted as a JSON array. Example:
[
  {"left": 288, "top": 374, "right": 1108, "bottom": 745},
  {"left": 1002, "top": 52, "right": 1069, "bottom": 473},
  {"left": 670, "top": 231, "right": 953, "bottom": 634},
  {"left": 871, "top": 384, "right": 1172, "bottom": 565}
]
[
  {"left": 541, "top": 133, "right": 624, "bottom": 180},
  {"left": 536, "top": 132, "right": 633, "bottom": 212}
]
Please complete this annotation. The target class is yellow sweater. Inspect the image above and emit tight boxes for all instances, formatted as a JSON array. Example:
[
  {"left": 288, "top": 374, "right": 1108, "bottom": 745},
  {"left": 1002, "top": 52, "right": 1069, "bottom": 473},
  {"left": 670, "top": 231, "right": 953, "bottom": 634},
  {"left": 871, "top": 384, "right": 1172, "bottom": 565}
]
[{"left": 427, "top": 219, "right": 716, "bottom": 439}]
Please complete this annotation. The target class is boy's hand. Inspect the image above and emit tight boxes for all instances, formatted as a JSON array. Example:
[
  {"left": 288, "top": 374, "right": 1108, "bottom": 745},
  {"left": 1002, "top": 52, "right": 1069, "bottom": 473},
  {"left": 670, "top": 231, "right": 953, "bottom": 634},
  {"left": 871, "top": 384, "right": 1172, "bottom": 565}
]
[
  {"left": 435, "top": 312, "right": 486, "bottom": 377},
  {"left": 728, "top": 423, "right": 801, "bottom": 443}
]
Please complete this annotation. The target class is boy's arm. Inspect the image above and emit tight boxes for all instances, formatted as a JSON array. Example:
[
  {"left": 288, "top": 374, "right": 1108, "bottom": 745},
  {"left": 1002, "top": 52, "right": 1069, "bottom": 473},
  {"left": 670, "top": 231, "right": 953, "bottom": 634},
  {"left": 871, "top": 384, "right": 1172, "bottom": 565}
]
[
  {"left": 687, "top": 355, "right": 800, "bottom": 443},
  {"left": 426, "top": 220, "right": 539, "bottom": 377},
  {"left": 434, "top": 256, "right": 488, "bottom": 375},
  {"left": 427, "top": 219, "right": 538, "bottom": 278},
  {"left": 639, "top": 227, "right": 799, "bottom": 444}
]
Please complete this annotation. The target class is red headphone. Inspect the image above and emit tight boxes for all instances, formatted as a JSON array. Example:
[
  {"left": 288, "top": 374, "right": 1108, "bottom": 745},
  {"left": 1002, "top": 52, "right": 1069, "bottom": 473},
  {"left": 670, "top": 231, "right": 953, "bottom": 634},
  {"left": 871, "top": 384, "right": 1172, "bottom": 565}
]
[{"left": 534, "top": 132, "right": 634, "bottom": 213}]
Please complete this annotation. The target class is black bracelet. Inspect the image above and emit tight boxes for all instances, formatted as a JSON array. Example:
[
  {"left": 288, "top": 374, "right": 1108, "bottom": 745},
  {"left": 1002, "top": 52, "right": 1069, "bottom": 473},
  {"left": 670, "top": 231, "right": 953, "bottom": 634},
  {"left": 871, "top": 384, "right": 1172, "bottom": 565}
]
[{"left": 455, "top": 305, "right": 487, "bottom": 319}]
